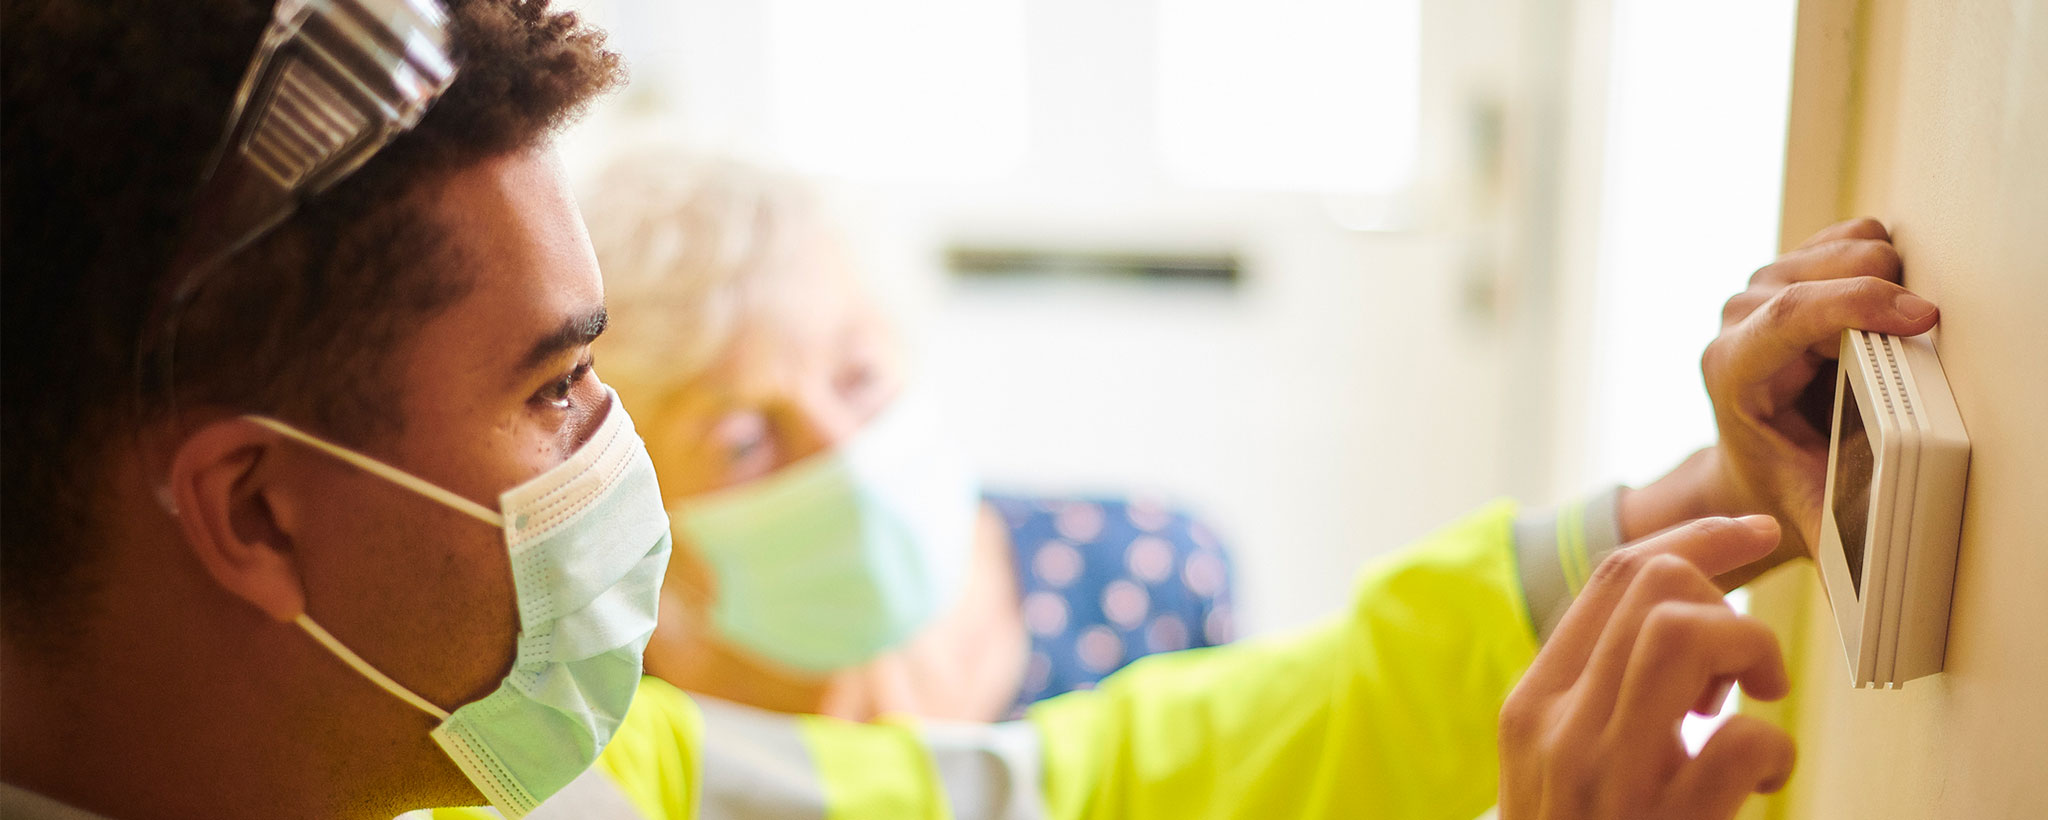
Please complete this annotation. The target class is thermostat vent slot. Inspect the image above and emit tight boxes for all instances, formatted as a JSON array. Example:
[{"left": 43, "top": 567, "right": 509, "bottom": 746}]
[{"left": 1877, "top": 333, "right": 1917, "bottom": 422}]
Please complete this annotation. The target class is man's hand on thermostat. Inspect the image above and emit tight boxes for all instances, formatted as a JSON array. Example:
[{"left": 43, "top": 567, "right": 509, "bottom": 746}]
[
  {"left": 1500, "top": 516, "right": 1793, "bottom": 820},
  {"left": 1695, "top": 218, "right": 1941, "bottom": 587}
]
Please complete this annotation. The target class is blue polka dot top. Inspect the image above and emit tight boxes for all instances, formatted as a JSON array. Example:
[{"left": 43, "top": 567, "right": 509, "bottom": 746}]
[{"left": 985, "top": 493, "right": 1237, "bottom": 718}]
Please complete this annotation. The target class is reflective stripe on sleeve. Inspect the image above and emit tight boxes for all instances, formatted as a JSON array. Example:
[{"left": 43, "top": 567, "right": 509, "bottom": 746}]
[
  {"left": 689, "top": 696, "right": 1048, "bottom": 820},
  {"left": 528, "top": 767, "right": 650, "bottom": 819},
  {"left": 797, "top": 713, "right": 1049, "bottom": 820},
  {"left": 1513, "top": 485, "right": 1625, "bottom": 642},
  {"left": 695, "top": 697, "right": 831, "bottom": 819},
  {"left": 919, "top": 720, "right": 1047, "bottom": 820}
]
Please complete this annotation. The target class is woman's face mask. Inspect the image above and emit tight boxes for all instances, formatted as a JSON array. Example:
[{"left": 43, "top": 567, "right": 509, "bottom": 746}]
[{"left": 672, "top": 386, "right": 980, "bottom": 672}]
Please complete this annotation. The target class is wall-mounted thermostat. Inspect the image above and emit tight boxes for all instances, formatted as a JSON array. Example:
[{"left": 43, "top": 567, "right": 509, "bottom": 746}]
[{"left": 1817, "top": 329, "right": 1970, "bottom": 689}]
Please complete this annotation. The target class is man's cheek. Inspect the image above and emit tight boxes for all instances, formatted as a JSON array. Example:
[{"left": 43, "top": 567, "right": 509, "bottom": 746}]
[
  {"left": 437, "top": 522, "right": 522, "bottom": 702},
  {"left": 351, "top": 499, "right": 519, "bottom": 709}
]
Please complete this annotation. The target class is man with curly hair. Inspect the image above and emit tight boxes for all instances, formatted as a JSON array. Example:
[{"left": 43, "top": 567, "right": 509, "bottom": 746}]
[{"left": 2, "top": 1, "right": 640, "bottom": 817}]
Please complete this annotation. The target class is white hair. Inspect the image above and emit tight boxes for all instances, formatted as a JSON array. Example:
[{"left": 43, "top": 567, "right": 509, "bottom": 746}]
[{"left": 579, "top": 146, "right": 831, "bottom": 405}]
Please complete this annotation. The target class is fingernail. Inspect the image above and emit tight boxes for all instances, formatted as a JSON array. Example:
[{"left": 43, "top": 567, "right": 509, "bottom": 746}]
[
  {"left": 1742, "top": 515, "right": 1779, "bottom": 535},
  {"left": 1895, "top": 292, "right": 1937, "bottom": 321}
]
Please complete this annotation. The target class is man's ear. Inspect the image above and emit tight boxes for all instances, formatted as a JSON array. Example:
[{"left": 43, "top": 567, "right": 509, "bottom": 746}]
[{"left": 166, "top": 418, "right": 308, "bottom": 622}]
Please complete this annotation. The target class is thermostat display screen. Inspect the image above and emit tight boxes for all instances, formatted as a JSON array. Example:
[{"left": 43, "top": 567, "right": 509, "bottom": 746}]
[{"left": 1833, "top": 387, "right": 1874, "bottom": 597}]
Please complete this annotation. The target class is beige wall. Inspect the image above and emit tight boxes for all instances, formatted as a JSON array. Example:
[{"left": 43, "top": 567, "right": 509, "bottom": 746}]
[{"left": 1745, "top": 0, "right": 2048, "bottom": 817}]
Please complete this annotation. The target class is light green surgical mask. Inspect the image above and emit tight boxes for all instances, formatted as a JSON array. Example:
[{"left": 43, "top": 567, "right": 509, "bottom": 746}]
[
  {"left": 675, "top": 387, "right": 980, "bottom": 672},
  {"left": 254, "top": 389, "right": 671, "bottom": 817}
]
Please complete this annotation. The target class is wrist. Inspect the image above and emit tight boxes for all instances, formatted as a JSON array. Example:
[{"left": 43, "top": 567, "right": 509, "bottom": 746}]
[{"left": 1617, "top": 447, "right": 1732, "bottom": 544}]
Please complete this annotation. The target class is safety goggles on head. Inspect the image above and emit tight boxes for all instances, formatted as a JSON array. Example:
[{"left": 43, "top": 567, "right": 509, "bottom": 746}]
[
  {"left": 168, "top": 0, "right": 458, "bottom": 301},
  {"left": 138, "top": 0, "right": 458, "bottom": 409}
]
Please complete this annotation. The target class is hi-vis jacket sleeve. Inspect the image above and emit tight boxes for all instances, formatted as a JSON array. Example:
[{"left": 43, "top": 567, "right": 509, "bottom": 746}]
[
  {"left": 1026, "top": 499, "right": 1536, "bottom": 820},
  {"left": 432, "top": 497, "right": 1628, "bottom": 820}
]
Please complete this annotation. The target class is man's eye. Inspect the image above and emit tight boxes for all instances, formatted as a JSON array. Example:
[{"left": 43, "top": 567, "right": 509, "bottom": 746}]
[{"left": 538, "top": 360, "right": 594, "bottom": 409}]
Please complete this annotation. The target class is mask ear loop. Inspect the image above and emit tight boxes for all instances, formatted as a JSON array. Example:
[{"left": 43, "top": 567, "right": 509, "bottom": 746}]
[
  {"left": 245, "top": 415, "right": 504, "bottom": 526},
  {"left": 246, "top": 414, "right": 511, "bottom": 722},
  {"left": 251, "top": 409, "right": 506, "bottom": 723},
  {"left": 295, "top": 614, "right": 453, "bottom": 721}
]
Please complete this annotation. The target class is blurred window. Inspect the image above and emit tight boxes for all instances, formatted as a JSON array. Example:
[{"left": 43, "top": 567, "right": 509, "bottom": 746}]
[
  {"left": 1155, "top": 0, "right": 1420, "bottom": 193},
  {"left": 764, "top": 0, "right": 1029, "bottom": 182},
  {"left": 1585, "top": 0, "right": 1797, "bottom": 486}
]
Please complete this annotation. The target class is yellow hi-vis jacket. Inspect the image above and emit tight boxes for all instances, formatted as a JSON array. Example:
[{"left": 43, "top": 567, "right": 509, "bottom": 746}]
[{"left": 435, "top": 497, "right": 1624, "bottom": 820}]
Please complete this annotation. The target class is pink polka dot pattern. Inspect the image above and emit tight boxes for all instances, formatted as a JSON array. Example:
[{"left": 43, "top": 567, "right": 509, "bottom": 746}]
[
  {"left": 1024, "top": 651, "right": 1052, "bottom": 693},
  {"left": 1024, "top": 591, "right": 1070, "bottom": 637},
  {"left": 1054, "top": 501, "right": 1106, "bottom": 542},
  {"left": 988, "top": 492, "right": 1237, "bottom": 715},
  {"left": 1077, "top": 626, "right": 1124, "bottom": 673},
  {"left": 1032, "top": 540, "right": 1083, "bottom": 587},
  {"left": 1125, "top": 496, "right": 1173, "bottom": 532},
  {"left": 1183, "top": 551, "right": 1227, "bottom": 598},
  {"left": 1146, "top": 615, "right": 1189, "bottom": 652},
  {"left": 1205, "top": 604, "right": 1235, "bottom": 645},
  {"left": 1102, "top": 580, "right": 1150, "bottom": 629},
  {"left": 1125, "top": 535, "right": 1175, "bottom": 584}
]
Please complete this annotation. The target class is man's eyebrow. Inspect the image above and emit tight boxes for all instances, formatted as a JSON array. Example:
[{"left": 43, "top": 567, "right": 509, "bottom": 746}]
[{"left": 519, "top": 306, "right": 608, "bottom": 374}]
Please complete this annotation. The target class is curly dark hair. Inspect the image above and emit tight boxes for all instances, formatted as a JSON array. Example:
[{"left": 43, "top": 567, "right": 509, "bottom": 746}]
[{"left": 1, "top": 0, "right": 624, "bottom": 647}]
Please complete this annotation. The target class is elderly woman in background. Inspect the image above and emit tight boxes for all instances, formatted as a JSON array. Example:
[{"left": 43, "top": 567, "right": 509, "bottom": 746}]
[{"left": 582, "top": 148, "right": 1236, "bottom": 723}]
